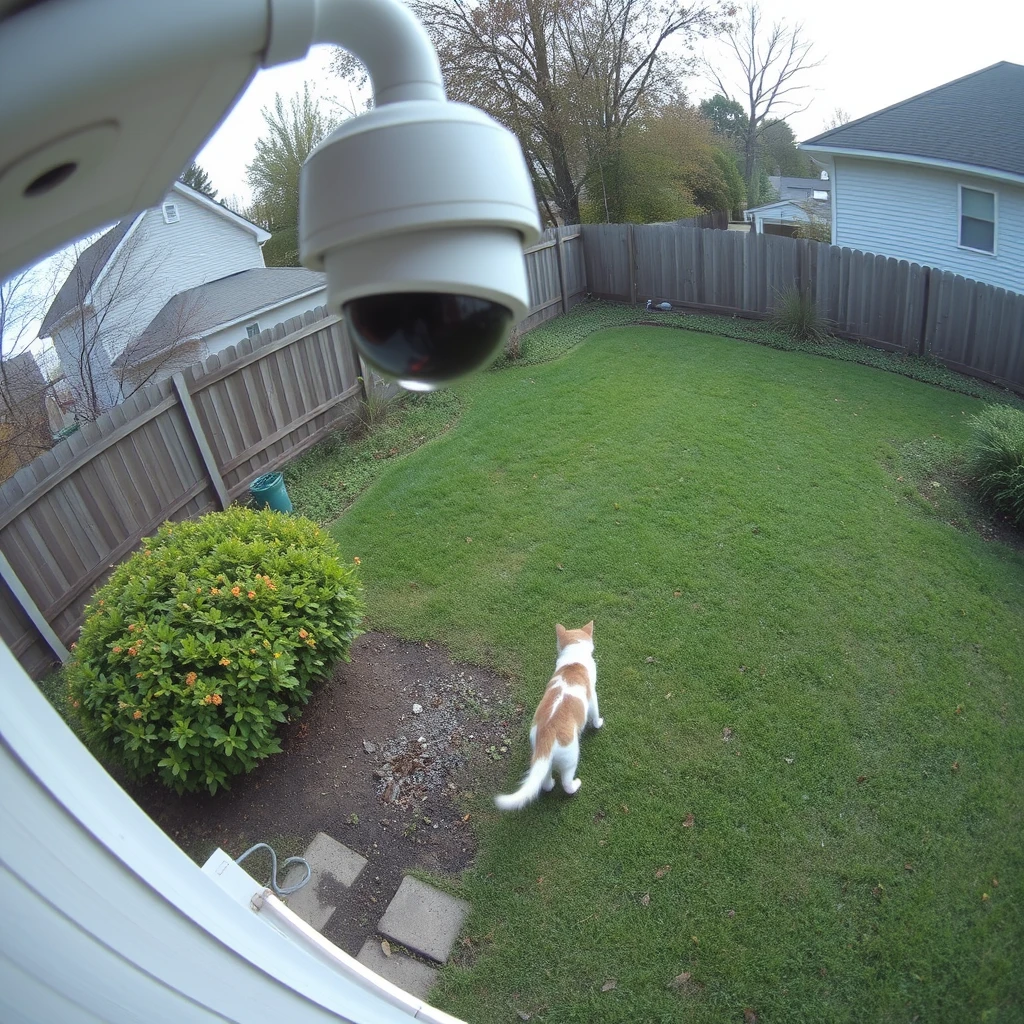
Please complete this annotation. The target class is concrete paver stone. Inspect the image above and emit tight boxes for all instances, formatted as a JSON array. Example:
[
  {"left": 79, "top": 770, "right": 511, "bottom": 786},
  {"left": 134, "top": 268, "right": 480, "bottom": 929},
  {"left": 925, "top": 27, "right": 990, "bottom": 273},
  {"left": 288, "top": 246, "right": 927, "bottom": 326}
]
[
  {"left": 282, "top": 832, "right": 367, "bottom": 931},
  {"left": 377, "top": 875, "right": 470, "bottom": 964},
  {"left": 356, "top": 939, "right": 438, "bottom": 1000}
]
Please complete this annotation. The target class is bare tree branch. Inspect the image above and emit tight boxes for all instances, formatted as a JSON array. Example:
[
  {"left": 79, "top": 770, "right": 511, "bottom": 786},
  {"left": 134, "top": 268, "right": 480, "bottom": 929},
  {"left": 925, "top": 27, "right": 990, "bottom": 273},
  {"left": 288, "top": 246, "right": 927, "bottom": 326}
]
[{"left": 703, "top": 2, "right": 823, "bottom": 189}]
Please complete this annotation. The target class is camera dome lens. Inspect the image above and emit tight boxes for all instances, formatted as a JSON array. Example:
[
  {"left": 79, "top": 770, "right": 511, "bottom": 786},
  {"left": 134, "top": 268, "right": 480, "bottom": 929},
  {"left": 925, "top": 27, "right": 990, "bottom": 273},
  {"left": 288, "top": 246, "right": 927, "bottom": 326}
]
[{"left": 344, "top": 293, "right": 514, "bottom": 390}]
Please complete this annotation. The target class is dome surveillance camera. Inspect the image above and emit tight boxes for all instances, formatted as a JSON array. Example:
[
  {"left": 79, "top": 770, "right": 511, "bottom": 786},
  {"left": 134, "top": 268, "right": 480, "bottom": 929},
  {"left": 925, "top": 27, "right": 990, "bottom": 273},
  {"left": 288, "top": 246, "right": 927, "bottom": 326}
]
[{"left": 300, "top": 101, "right": 540, "bottom": 390}]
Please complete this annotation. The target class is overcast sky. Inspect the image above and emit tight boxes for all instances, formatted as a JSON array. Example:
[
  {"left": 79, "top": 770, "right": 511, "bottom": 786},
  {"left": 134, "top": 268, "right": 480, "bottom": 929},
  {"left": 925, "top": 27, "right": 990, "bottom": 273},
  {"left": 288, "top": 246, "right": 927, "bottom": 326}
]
[{"left": 197, "top": 0, "right": 1024, "bottom": 204}]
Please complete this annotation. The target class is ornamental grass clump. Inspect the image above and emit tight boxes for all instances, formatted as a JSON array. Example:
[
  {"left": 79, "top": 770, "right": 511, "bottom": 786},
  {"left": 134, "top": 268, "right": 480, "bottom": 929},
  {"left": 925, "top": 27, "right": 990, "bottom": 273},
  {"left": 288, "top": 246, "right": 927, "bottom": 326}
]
[
  {"left": 967, "top": 403, "right": 1024, "bottom": 529},
  {"left": 68, "top": 507, "right": 364, "bottom": 794}
]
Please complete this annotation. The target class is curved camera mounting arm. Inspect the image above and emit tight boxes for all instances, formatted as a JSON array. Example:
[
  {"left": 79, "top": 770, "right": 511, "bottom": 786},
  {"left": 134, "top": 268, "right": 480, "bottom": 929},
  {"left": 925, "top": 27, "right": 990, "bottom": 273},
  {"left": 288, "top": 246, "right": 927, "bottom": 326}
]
[{"left": 0, "top": 0, "right": 540, "bottom": 388}]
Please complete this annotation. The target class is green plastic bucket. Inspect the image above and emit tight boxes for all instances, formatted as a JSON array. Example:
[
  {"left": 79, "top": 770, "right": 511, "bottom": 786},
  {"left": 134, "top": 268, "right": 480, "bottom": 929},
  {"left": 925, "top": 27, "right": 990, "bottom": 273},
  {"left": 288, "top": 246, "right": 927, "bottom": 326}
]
[{"left": 250, "top": 472, "right": 293, "bottom": 513}]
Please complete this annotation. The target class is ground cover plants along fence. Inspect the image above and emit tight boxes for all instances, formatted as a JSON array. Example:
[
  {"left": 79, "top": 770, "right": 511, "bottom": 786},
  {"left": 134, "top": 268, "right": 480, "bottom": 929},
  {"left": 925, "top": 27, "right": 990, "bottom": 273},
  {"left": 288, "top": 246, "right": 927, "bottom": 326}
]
[{"left": 583, "top": 222, "right": 1024, "bottom": 394}]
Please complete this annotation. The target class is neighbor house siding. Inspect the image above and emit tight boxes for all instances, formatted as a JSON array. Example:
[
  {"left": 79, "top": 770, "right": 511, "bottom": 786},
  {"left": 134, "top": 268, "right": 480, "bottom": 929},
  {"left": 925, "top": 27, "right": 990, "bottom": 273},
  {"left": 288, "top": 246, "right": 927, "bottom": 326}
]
[
  {"left": 833, "top": 156, "right": 1024, "bottom": 293},
  {"left": 200, "top": 289, "right": 328, "bottom": 357},
  {"left": 89, "top": 193, "right": 266, "bottom": 363},
  {"left": 50, "top": 315, "right": 120, "bottom": 413}
]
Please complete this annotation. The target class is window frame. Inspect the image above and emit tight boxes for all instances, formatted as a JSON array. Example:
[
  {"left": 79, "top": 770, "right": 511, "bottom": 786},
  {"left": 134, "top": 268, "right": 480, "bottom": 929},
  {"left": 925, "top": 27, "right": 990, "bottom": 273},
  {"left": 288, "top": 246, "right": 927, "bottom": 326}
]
[
  {"left": 245, "top": 322, "right": 261, "bottom": 339},
  {"left": 161, "top": 201, "right": 180, "bottom": 224},
  {"left": 957, "top": 184, "right": 997, "bottom": 255}
]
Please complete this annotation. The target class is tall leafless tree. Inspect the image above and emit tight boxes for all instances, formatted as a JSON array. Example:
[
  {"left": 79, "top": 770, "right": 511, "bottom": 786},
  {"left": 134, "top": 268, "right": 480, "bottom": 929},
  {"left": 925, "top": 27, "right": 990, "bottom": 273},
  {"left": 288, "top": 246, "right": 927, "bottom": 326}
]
[
  {"left": 706, "top": 2, "right": 822, "bottom": 192},
  {"left": 823, "top": 106, "right": 851, "bottom": 131},
  {"left": 0, "top": 270, "right": 54, "bottom": 474},
  {"left": 407, "top": 0, "right": 731, "bottom": 225}
]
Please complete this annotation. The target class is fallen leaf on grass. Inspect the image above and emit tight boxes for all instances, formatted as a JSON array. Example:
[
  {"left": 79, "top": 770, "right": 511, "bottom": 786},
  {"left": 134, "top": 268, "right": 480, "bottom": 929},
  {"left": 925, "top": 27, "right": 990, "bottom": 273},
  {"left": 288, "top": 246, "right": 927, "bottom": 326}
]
[
  {"left": 744, "top": 1009, "right": 760, "bottom": 1023},
  {"left": 620, "top": 804, "right": 629, "bottom": 814},
  {"left": 682, "top": 813, "right": 695, "bottom": 828},
  {"left": 904, "top": 862, "right": 914, "bottom": 872},
  {"left": 727, "top": 909, "right": 736, "bottom": 918},
  {"left": 640, "top": 892, "right": 650, "bottom": 906},
  {"left": 691, "top": 935, "right": 699, "bottom": 945},
  {"left": 872, "top": 885, "right": 884, "bottom": 900},
  {"left": 645, "top": 656, "right": 657, "bottom": 663},
  {"left": 856, "top": 775, "right": 867, "bottom": 784},
  {"left": 601, "top": 979, "right": 617, "bottom": 992},
  {"left": 466, "top": 536, "right": 473, "bottom": 543},
  {"left": 673, "top": 590, "right": 682, "bottom": 597},
  {"left": 952, "top": 761, "right": 960, "bottom": 772},
  {"left": 784, "top": 756, "right": 795, "bottom": 765},
  {"left": 667, "top": 971, "right": 691, "bottom": 991},
  {"left": 655, "top": 865, "right": 671, "bottom": 879},
  {"left": 722, "top": 727, "right": 733, "bottom": 741},
  {"left": 381, "top": 940, "right": 391, "bottom": 958},
  {"left": 516, "top": 1011, "right": 532, "bottom": 1021}
]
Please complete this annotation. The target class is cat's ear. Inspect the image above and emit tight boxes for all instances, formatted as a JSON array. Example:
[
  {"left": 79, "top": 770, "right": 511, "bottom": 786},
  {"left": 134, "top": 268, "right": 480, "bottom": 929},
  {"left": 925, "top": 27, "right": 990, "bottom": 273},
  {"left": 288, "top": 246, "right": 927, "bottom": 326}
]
[
  {"left": 582, "top": 620, "right": 594, "bottom": 637},
  {"left": 555, "top": 624, "right": 566, "bottom": 647}
]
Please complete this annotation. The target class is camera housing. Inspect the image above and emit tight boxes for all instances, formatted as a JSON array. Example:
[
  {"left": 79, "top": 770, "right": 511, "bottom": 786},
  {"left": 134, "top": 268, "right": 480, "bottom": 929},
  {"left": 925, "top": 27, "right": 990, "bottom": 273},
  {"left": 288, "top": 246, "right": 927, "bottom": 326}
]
[{"left": 299, "top": 100, "right": 541, "bottom": 390}]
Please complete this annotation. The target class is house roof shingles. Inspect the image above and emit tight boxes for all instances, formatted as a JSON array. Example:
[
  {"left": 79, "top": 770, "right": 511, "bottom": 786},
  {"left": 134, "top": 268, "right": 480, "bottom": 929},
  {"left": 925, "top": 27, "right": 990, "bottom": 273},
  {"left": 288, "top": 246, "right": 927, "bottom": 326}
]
[
  {"left": 802, "top": 61, "right": 1024, "bottom": 180},
  {"left": 111, "top": 267, "right": 326, "bottom": 369}
]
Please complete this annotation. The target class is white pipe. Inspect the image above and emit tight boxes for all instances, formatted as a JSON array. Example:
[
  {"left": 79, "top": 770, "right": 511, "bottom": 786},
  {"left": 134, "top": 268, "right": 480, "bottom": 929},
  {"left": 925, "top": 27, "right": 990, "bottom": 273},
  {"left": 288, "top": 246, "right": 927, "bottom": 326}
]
[{"left": 309, "top": 0, "right": 446, "bottom": 105}]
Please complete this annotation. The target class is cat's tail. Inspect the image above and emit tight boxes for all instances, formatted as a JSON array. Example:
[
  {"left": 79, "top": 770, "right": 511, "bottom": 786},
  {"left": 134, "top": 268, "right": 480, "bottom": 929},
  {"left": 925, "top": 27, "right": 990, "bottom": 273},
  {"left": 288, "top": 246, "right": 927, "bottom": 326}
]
[{"left": 494, "top": 755, "right": 551, "bottom": 811}]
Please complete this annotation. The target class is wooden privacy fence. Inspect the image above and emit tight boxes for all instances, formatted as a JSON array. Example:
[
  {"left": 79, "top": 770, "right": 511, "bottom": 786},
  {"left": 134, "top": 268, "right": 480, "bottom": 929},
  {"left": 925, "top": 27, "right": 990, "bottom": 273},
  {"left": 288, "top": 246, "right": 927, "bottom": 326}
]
[
  {"left": 0, "top": 308, "right": 365, "bottom": 678},
  {"left": 1, "top": 229, "right": 586, "bottom": 678},
  {"left": 583, "top": 223, "right": 1024, "bottom": 393}
]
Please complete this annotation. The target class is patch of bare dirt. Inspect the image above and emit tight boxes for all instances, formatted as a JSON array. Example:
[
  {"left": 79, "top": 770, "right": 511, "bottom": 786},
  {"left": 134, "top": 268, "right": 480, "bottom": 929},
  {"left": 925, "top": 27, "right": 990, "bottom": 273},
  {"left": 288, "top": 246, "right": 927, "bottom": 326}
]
[{"left": 130, "top": 632, "right": 523, "bottom": 955}]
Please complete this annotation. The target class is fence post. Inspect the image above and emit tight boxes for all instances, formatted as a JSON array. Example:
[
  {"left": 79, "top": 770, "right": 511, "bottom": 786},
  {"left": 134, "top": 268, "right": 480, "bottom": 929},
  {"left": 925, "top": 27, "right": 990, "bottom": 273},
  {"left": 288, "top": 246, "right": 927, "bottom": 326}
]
[
  {"left": 172, "top": 373, "right": 230, "bottom": 511},
  {"left": 0, "top": 548, "right": 70, "bottom": 663},
  {"left": 555, "top": 233, "right": 570, "bottom": 314},
  {"left": 626, "top": 223, "right": 637, "bottom": 306}
]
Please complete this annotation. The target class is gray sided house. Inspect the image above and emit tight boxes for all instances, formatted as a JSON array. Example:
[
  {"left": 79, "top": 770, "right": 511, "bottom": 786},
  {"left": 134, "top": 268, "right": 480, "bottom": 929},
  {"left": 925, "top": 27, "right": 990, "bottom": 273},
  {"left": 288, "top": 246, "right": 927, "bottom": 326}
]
[
  {"left": 801, "top": 61, "right": 1024, "bottom": 294},
  {"left": 744, "top": 175, "right": 832, "bottom": 236},
  {"left": 39, "top": 182, "right": 326, "bottom": 416}
]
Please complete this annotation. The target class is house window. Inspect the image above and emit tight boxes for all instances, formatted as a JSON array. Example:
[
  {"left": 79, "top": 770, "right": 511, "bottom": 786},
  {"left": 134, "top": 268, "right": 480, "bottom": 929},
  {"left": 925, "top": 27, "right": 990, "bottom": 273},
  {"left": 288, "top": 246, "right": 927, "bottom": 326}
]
[
  {"left": 245, "top": 323, "right": 261, "bottom": 339},
  {"left": 959, "top": 186, "right": 995, "bottom": 253},
  {"left": 162, "top": 202, "right": 180, "bottom": 224}
]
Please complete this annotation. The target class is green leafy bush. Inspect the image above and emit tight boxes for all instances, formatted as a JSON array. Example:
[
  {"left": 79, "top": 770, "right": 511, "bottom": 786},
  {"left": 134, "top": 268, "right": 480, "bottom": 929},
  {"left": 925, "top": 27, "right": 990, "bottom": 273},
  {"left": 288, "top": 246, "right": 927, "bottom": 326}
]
[
  {"left": 768, "top": 287, "right": 832, "bottom": 342},
  {"left": 967, "top": 404, "right": 1024, "bottom": 528},
  {"left": 68, "top": 507, "right": 364, "bottom": 794}
]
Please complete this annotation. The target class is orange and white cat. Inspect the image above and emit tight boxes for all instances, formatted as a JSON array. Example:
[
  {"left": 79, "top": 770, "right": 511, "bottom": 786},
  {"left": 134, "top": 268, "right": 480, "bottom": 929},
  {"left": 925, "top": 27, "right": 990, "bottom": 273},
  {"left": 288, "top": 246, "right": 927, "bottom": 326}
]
[{"left": 494, "top": 621, "right": 602, "bottom": 811}]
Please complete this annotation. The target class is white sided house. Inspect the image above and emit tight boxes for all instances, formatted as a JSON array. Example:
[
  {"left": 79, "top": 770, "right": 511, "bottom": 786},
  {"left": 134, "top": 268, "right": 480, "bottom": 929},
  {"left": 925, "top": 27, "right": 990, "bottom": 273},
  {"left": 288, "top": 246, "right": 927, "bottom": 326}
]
[
  {"left": 801, "top": 62, "right": 1024, "bottom": 295},
  {"left": 39, "top": 182, "right": 326, "bottom": 413},
  {"left": 743, "top": 174, "right": 832, "bottom": 237}
]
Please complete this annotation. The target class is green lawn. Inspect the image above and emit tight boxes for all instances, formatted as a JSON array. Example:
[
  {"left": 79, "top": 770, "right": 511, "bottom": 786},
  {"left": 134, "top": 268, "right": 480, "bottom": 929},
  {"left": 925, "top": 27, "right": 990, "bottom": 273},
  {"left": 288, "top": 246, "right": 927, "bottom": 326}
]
[{"left": 329, "top": 320, "right": 1024, "bottom": 1023}]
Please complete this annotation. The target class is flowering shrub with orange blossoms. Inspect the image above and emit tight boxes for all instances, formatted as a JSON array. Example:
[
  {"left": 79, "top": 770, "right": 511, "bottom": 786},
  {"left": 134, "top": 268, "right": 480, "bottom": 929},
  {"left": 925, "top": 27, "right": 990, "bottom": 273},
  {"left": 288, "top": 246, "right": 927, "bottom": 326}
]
[{"left": 68, "top": 507, "right": 363, "bottom": 794}]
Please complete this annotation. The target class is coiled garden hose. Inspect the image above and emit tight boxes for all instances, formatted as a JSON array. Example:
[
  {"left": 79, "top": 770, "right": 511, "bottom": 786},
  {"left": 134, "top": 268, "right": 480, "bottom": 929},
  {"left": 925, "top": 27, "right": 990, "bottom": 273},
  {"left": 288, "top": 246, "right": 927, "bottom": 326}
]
[{"left": 235, "top": 842, "right": 311, "bottom": 896}]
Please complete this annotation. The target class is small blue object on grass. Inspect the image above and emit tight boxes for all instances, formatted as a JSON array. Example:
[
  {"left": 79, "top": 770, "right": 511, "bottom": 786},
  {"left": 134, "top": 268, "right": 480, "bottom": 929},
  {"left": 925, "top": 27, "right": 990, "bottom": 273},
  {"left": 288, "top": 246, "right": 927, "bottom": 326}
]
[
  {"left": 646, "top": 299, "right": 673, "bottom": 312},
  {"left": 250, "top": 472, "right": 293, "bottom": 512}
]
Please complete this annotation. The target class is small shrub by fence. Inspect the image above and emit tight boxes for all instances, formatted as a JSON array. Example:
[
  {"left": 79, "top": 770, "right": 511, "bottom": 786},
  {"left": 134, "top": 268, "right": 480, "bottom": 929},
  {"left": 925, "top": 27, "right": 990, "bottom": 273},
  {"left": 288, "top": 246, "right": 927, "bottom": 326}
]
[
  {"left": 1, "top": 230, "right": 586, "bottom": 678},
  {"left": 583, "top": 222, "right": 1024, "bottom": 393}
]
